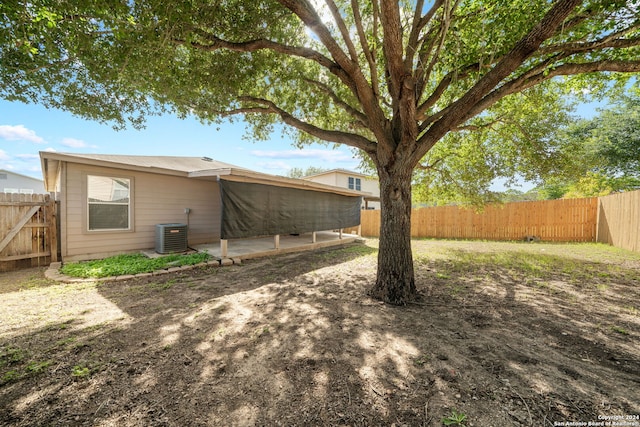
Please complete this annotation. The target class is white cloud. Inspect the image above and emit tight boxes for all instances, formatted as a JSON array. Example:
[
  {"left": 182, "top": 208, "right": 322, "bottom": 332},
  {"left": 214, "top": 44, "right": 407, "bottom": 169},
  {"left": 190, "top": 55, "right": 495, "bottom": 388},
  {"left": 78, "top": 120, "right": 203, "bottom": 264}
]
[
  {"left": 61, "top": 137, "right": 89, "bottom": 148},
  {"left": 251, "top": 149, "right": 355, "bottom": 163},
  {"left": 0, "top": 125, "right": 45, "bottom": 143},
  {"left": 43, "top": 147, "right": 57, "bottom": 153},
  {"left": 15, "top": 153, "right": 40, "bottom": 160},
  {"left": 0, "top": 149, "right": 10, "bottom": 161},
  {"left": 255, "top": 161, "right": 293, "bottom": 171}
]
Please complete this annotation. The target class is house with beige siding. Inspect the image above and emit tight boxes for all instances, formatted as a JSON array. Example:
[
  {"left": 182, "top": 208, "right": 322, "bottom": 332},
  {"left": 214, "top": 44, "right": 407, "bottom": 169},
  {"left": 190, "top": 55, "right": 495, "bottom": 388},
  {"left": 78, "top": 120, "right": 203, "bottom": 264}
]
[
  {"left": 40, "top": 152, "right": 364, "bottom": 262},
  {"left": 1, "top": 169, "right": 46, "bottom": 194},
  {"left": 302, "top": 169, "right": 380, "bottom": 209}
]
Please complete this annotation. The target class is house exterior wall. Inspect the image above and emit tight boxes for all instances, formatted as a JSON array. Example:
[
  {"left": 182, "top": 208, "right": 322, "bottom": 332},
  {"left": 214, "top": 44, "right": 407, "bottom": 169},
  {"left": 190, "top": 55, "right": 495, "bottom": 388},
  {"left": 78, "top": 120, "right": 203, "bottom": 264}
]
[
  {"left": 304, "top": 171, "right": 380, "bottom": 209},
  {"left": 61, "top": 162, "right": 221, "bottom": 261},
  {"left": 0, "top": 170, "right": 46, "bottom": 194},
  {"left": 304, "top": 174, "right": 339, "bottom": 187}
]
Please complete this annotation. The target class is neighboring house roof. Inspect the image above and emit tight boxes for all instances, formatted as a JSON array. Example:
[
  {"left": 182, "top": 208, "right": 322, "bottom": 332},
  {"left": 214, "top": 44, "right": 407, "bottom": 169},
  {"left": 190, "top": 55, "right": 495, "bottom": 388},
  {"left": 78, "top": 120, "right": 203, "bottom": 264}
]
[
  {"left": 0, "top": 169, "right": 46, "bottom": 193},
  {"left": 302, "top": 168, "right": 380, "bottom": 203},
  {"left": 302, "top": 168, "right": 377, "bottom": 180},
  {"left": 0, "top": 169, "right": 45, "bottom": 182},
  {"left": 40, "top": 152, "right": 368, "bottom": 197}
]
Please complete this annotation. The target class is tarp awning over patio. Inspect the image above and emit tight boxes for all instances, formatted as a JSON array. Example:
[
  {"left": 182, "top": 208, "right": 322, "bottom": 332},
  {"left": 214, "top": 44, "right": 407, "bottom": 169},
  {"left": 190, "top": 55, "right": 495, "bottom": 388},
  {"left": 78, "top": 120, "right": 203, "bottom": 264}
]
[{"left": 219, "top": 179, "right": 362, "bottom": 239}]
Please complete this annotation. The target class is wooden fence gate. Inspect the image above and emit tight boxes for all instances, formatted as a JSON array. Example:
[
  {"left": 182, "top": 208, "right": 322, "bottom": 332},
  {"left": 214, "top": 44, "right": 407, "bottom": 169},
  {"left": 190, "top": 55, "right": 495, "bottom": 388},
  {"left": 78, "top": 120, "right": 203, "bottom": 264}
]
[{"left": 0, "top": 193, "right": 58, "bottom": 272}]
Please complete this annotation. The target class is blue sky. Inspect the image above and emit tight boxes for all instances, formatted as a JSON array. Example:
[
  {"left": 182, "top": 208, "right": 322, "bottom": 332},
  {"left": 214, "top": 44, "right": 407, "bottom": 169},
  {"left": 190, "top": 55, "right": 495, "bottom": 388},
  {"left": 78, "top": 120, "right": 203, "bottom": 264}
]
[
  {"left": 0, "top": 99, "right": 361, "bottom": 179},
  {"left": 0, "top": 97, "right": 603, "bottom": 184}
]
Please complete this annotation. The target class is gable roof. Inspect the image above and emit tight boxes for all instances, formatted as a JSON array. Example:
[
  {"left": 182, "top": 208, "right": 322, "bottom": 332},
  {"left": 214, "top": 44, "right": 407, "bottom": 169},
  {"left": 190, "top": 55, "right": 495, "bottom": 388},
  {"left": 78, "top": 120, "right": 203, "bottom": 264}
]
[
  {"left": 40, "top": 152, "right": 369, "bottom": 197},
  {"left": 302, "top": 168, "right": 377, "bottom": 180},
  {"left": 0, "top": 169, "right": 45, "bottom": 183}
]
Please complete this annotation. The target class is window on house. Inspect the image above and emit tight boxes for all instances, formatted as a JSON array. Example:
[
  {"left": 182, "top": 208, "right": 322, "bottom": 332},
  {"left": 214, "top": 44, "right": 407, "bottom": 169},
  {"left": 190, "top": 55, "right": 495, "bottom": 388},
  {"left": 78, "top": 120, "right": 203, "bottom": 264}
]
[
  {"left": 0, "top": 173, "right": 7, "bottom": 179},
  {"left": 4, "top": 188, "right": 19, "bottom": 193},
  {"left": 348, "top": 177, "right": 361, "bottom": 191},
  {"left": 19, "top": 189, "right": 34, "bottom": 194},
  {"left": 87, "top": 175, "right": 130, "bottom": 230}
]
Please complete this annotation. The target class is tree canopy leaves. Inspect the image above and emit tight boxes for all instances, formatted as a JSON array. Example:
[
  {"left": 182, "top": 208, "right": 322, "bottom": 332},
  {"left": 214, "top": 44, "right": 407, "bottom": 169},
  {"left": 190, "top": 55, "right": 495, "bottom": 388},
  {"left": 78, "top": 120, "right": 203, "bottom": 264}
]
[{"left": 2, "top": 0, "right": 639, "bottom": 303}]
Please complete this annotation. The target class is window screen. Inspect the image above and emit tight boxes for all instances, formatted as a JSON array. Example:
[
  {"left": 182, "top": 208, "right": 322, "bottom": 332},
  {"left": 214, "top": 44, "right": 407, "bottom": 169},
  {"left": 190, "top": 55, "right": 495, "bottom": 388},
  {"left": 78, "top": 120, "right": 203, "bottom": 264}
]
[{"left": 87, "top": 175, "right": 130, "bottom": 230}]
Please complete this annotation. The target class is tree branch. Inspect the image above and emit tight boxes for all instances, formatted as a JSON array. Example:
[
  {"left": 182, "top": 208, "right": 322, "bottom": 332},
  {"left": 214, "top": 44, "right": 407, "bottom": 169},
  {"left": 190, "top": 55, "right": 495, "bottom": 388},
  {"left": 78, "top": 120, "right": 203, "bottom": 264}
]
[
  {"left": 403, "top": 0, "right": 427, "bottom": 70},
  {"left": 380, "top": 0, "right": 405, "bottom": 104},
  {"left": 237, "top": 96, "right": 378, "bottom": 152},
  {"left": 413, "top": 0, "right": 584, "bottom": 166},
  {"left": 278, "top": 0, "right": 390, "bottom": 144},
  {"left": 351, "top": 0, "right": 379, "bottom": 95},
  {"left": 419, "top": 0, "right": 458, "bottom": 92},
  {"left": 303, "top": 78, "right": 370, "bottom": 128},
  {"left": 325, "top": 0, "right": 360, "bottom": 64},
  {"left": 177, "top": 32, "right": 346, "bottom": 82},
  {"left": 540, "top": 31, "right": 640, "bottom": 55},
  {"left": 417, "top": 62, "right": 481, "bottom": 121},
  {"left": 461, "top": 59, "right": 640, "bottom": 127}
]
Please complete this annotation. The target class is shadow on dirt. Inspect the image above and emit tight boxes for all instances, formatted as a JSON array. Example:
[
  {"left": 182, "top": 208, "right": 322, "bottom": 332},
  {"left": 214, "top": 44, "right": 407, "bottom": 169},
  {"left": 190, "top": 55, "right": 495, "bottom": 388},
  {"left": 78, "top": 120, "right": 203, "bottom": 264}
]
[{"left": 1, "top": 241, "right": 639, "bottom": 426}]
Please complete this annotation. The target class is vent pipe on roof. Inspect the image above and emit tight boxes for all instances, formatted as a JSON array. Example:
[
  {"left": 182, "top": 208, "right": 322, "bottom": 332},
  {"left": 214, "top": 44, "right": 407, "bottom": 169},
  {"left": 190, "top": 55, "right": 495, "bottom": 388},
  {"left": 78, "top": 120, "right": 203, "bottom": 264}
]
[{"left": 202, "top": 157, "right": 213, "bottom": 161}]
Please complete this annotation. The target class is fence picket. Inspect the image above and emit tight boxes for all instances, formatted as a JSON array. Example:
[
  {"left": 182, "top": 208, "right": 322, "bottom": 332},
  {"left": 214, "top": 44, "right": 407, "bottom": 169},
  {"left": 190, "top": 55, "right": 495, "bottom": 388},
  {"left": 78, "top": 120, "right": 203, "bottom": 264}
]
[
  {"left": 0, "top": 193, "right": 57, "bottom": 271},
  {"left": 358, "top": 197, "right": 600, "bottom": 242}
]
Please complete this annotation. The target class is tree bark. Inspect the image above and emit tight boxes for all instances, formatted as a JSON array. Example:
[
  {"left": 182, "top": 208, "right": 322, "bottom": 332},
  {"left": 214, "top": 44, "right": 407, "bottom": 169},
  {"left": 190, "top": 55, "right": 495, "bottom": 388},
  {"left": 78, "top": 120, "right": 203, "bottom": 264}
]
[{"left": 369, "top": 161, "right": 418, "bottom": 305}]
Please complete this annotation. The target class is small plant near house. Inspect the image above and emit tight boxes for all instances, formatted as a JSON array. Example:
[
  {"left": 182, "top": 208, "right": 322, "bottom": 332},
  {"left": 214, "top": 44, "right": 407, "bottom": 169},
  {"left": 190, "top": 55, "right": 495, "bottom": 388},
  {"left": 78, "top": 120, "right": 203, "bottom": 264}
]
[
  {"left": 60, "top": 252, "right": 211, "bottom": 278},
  {"left": 442, "top": 409, "right": 467, "bottom": 426}
]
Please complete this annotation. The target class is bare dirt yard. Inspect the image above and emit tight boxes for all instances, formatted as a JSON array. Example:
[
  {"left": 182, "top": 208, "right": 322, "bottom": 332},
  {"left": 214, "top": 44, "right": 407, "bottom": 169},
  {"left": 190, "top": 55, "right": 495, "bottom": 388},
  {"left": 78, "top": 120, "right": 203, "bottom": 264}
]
[{"left": 1, "top": 239, "right": 639, "bottom": 427}]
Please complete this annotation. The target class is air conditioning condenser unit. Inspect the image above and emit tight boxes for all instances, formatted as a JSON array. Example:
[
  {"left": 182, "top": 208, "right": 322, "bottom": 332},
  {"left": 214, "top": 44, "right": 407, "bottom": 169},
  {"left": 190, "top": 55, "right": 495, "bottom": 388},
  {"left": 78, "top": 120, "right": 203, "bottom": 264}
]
[{"left": 155, "top": 223, "right": 188, "bottom": 254}]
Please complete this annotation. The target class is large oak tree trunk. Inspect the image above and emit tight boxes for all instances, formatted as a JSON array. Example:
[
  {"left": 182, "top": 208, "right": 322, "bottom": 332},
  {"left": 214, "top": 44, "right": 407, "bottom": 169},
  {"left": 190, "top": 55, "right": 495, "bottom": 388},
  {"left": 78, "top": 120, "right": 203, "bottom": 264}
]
[{"left": 369, "top": 163, "right": 418, "bottom": 305}]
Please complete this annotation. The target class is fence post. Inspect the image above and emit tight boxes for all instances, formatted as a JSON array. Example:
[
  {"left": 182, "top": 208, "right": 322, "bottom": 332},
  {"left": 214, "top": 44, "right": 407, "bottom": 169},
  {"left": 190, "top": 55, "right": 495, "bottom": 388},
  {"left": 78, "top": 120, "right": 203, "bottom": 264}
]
[{"left": 49, "top": 196, "right": 58, "bottom": 262}]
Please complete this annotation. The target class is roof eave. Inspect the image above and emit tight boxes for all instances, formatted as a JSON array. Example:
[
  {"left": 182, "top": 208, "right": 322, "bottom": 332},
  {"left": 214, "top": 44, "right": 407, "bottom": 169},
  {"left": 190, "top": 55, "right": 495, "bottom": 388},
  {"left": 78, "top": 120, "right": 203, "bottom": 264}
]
[
  {"left": 216, "top": 169, "right": 369, "bottom": 197},
  {"left": 39, "top": 151, "right": 191, "bottom": 178}
]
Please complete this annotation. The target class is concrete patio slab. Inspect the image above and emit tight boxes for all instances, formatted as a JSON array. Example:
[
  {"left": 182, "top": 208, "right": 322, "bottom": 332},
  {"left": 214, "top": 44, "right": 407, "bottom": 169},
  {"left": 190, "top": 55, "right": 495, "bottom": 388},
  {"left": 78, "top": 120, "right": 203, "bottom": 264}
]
[{"left": 193, "top": 231, "right": 361, "bottom": 261}]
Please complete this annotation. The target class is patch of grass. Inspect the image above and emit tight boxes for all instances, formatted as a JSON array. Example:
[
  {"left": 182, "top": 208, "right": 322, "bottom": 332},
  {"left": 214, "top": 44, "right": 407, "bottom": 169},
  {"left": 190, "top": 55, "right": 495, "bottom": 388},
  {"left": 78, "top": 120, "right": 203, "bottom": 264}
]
[
  {"left": 148, "top": 279, "right": 177, "bottom": 291},
  {"left": 60, "top": 252, "right": 211, "bottom": 278},
  {"left": 442, "top": 409, "right": 467, "bottom": 426},
  {"left": 71, "top": 365, "right": 91, "bottom": 379},
  {"left": 418, "top": 246, "right": 637, "bottom": 291},
  {"left": 611, "top": 326, "right": 629, "bottom": 335},
  {"left": 1, "top": 370, "right": 20, "bottom": 384},
  {"left": 25, "top": 360, "right": 52, "bottom": 374},
  {"left": 0, "top": 346, "right": 26, "bottom": 366}
]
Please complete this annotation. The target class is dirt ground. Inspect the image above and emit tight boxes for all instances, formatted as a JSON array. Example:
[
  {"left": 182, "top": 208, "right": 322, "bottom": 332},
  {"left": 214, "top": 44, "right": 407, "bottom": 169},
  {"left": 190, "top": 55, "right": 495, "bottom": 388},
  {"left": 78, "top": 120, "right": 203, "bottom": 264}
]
[{"left": 1, "top": 239, "right": 639, "bottom": 427}]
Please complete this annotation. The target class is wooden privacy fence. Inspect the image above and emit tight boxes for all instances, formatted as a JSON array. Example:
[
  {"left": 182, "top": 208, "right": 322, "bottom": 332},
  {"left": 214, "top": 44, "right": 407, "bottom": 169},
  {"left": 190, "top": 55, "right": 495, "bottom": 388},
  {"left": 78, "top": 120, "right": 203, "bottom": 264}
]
[
  {"left": 597, "top": 190, "right": 640, "bottom": 252},
  {"left": 0, "top": 193, "right": 58, "bottom": 272},
  {"left": 358, "top": 197, "right": 599, "bottom": 242}
]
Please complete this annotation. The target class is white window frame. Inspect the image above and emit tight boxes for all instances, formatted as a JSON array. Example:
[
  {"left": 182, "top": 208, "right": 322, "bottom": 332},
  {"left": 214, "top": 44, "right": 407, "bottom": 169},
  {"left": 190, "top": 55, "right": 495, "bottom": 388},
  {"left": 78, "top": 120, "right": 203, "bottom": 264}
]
[
  {"left": 348, "top": 177, "right": 362, "bottom": 191},
  {"left": 86, "top": 174, "right": 132, "bottom": 232}
]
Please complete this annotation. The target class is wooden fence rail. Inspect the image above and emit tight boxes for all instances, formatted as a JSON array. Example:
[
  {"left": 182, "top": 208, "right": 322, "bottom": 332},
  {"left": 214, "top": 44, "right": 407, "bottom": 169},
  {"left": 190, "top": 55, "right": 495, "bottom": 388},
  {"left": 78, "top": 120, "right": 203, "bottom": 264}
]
[
  {"left": 597, "top": 190, "right": 640, "bottom": 252},
  {"left": 1, "top": 190, "right": 638, "bottom": 270},
  {"left": 358, "top": 197, "right": 599, "bottom": 242},
  {"left": 0, "top": 193, "right": 57, "bottom": 272}
]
